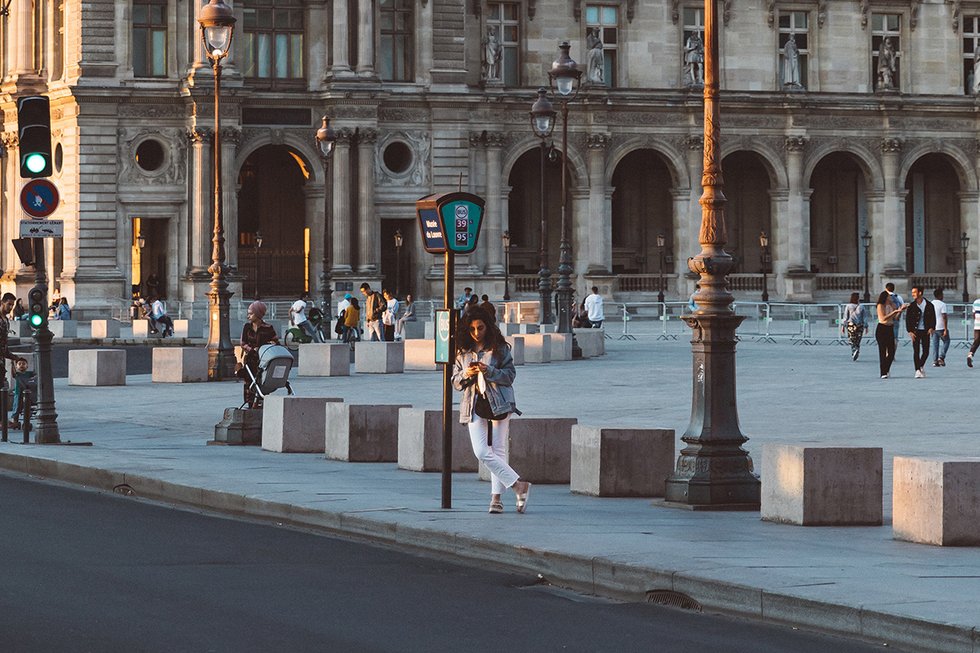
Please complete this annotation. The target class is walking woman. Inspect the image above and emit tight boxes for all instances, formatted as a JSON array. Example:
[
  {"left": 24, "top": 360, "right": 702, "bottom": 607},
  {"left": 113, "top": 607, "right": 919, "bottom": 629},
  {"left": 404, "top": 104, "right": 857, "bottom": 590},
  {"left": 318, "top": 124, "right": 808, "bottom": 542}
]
[
  {"left": 842, "top": 292, "right": 868, "bottom": 361},
  {"left": 876, "top": 289, "right": 906, "bottom": 378},
  {"left": 451, "top": 311, "right": 531, "bottom": 514},
  {"left": 239, "top": 300, "right": 279, "bottom": 408}
]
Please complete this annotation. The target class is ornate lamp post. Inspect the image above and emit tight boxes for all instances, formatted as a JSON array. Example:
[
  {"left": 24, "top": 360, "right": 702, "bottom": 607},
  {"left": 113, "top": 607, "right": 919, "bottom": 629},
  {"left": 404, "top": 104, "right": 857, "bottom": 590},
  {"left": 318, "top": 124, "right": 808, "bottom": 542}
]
[
  {"left": 394, "top": 229, "right": 403, "bottom": 297},
  {"left": 664, "top": 0, "right": 760, "bottom": 508},
  {"left": 530, "top": 87, "right": 556, "bottom": 324},
  {"left": 253, "top": 230, "right": 263, "bottom": 299},
  {"left": 199, "top": 0, "right": 237, "bottom": 382},
  {"left": 657, "top": 232, "right": 666, "bottom": 304},
  {"left": 315, "top": 115, "right": 336, "bottom": 312},
  {"left": 961, "top": 232, "right": 971, "bottom": 303},
  {"left": 759, "top": 231, "right": 770, "bottom": 304},
  {"left": 861, "top": 230, "right": 872, "bottom": 303},
  {"left": 549, "top": 41, "right": 582, "bottom": 334},
  {"left": 502, "top": 230, "right": 512, "bottom": 301}
]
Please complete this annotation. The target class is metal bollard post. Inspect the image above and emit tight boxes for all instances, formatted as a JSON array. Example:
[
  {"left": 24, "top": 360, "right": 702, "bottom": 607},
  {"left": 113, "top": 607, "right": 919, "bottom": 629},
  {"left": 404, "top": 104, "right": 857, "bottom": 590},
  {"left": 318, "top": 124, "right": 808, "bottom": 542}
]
[{"left": 1, "top": 384, "right": 7, "bottom": 443}]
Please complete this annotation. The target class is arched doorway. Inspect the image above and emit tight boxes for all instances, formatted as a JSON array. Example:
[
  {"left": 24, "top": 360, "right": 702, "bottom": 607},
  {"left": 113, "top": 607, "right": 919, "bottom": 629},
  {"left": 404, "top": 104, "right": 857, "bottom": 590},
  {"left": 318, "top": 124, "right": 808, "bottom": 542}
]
[
  {"left": 809, "top": 152, "right": 867, "bottom": 273},
  {"left": 237, "top": 145, "right": 310, "bottom": 298},
  {"left": 506, "top": 147, "right": 562, "bottom": 276},
  {"left": 722, "top": 151, "right": 772, "bottom": 272},
  {"left": 904, "top": 154, "right": 961, "bottom": 273},
  {"left": 610, "top": 149, "right": 673, "bottom": 273}
]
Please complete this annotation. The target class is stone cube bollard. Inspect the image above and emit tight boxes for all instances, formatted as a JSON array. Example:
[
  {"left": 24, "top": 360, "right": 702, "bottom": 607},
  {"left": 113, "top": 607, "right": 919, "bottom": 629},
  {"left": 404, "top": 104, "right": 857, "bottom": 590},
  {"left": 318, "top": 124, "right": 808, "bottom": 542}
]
[
  {"left": 402, "top": 321, "right": 426, "bottom": 339},
  {"left": 91, "top": 319, "right": 121, "bottom": 339},
  {"left": 573, "top": 329, "right": 604, "bottom": 357},
  {"left": 68, "top": 349, "right": 126, "bottom": 386},
  {"left": 151, "top": 347, "right": 209, "bottom": 383},
  {"left": 478, "top": 416, "right": 578, "bottom": 484},
  {"left": 48, "top": 320, "right": 77, "bottom": 338},
  {"left": 325, "top": 403, "right": 411, "bottom": 462},
  {"left": 132, "top": 320, "right": 152, "bottom": 338},
  {"left": 504, "top": 335, "right": 525, "bottom": 365},
  {"left": 893, "top": 456, "right": 980, "bottom": 546},
  {"left": 761, "top": 445, "right": 883, "bottom": 526},
  {"left": 403, "top": 340, "right": 438, "bottom": 371},
  {"left": 173, "top": 319, "right": 205, "bottom": 339},
  {"left": 397, "top": 408, "right": 476, "bottom": 472},
  {"left": 298, "top": 343, "right": 351, "bottom": 376},
  {"left": 522, "top": 334, "right": 551, "bottom": 364},
  {"left": 354, "top": 341, "right": 404, "bottom": 374},
  {"left": 262, "top": 396, "right": 343, "bottom": 453},
  {"left": 549, "top": 333, "right": 573, "bottom": 361},
  {"left": 570, "top": 427, "right": 675, "bottom": 497}
]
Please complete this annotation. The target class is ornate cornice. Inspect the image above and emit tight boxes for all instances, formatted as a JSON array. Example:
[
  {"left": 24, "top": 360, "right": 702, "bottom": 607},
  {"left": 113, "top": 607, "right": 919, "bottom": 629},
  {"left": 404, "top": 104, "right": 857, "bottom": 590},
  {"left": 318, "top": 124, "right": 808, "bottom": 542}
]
[
  {"left": 587, "top": 133, "right": 612, "bottom": 149},
  {"left": 784, "top": 136, "right": 808, "bottom": 152},
  {"left": 0, "top": 131, "right": 18, "bottom": 148},
  {"left": 220, "top": 127, "right": 241, "bottom": 145},
  {"left": 880, "top": 137, "right": 903, "bottom": 153},
  {"left": 484, "top": 131, "right": 508, "bottom": 148},
  {"left": 684, "top": 135, "right": 703, "bottom": 151},
  {"left": 188, "top": 127, "right": 213, "bottom": 144},
  {"left": 335, "top": 128, "right": 355, "bottom": 144},
  {"left": 358, "top": 128, "right": 379, "bottom": 144}
]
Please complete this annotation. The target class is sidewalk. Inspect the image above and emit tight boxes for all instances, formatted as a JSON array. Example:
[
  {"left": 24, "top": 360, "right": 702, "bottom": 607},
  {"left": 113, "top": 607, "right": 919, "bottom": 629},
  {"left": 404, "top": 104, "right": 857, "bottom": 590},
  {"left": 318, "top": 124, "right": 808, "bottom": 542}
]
[{"left": 1, "top": 331, "right": 978, "bottom": 653}]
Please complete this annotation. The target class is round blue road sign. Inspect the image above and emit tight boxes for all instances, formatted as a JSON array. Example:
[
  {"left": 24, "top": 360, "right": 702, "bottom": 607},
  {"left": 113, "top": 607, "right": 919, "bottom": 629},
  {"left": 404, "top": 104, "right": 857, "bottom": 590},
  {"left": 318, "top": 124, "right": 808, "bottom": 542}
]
[{"left": 20, "top": 179, "right": 60, "bottom": 219}]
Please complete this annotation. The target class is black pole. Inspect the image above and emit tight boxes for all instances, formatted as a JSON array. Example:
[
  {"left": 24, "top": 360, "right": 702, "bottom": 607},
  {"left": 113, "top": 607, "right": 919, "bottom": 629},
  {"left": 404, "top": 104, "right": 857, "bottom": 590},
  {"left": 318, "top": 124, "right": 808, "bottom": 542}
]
[
  {"left": 503, "top": 244, "right": 511, "bottom": 301},
  {"left": 396, "top": 244, "right": 402, "bottom": 298},
  {"left": 761, "top": 246, "right": 770, "bottom": 303},
  {"left": 657, "top": 246, "right": 666, "bottom": 304},
  {"left": 441, "top": 249, "right": 456, "bottom": 509},
  {"left": 537, "top": 139, "right": 551, "bottom": 324},
  {"left": 963, "top": 242, "right": 970, "bottom": 304},
  {"left": 863, "top": 243, "right": 870, "bottom": 303},
  {"left": 556, "top": 102, "right": 573, "bottom": 334},
  {"left": 32, "top": 238, "right": 60, "bottom": 443}
]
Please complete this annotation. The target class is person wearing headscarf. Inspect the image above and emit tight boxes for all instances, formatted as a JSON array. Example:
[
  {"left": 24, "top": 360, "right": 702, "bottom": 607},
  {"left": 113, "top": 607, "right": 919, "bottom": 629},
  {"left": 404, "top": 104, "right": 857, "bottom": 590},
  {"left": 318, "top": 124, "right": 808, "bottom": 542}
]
[{"left": 239, "top": 300, "right": 280, "bottom": 408}]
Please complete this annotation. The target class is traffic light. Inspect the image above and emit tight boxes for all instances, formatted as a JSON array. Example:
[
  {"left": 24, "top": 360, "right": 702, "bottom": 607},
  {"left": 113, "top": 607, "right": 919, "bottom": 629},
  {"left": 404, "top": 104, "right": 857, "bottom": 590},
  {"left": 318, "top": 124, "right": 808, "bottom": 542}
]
[
  {"left": 27, "top": 287, "right": 46, "bottom": 328},
  {"left": 17, "top": 96, "right": 52, "bottom": 179}
]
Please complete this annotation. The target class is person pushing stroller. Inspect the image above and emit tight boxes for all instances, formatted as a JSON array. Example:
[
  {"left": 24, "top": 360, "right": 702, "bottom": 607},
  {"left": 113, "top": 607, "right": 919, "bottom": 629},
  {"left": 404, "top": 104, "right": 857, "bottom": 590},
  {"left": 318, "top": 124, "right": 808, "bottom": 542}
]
[{"left": 238, "top": 301, "right": 280, "bottom": 409}]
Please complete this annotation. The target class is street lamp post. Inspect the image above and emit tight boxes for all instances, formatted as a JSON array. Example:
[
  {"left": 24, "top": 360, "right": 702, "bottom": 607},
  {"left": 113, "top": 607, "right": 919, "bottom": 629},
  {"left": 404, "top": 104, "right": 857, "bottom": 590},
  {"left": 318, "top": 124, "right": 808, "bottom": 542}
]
[
  {"left": 394, "top": 229, "right": 403, "bottom": 297},
  {"left": 664, "top": 0, "right": 760, "bottom": 508},
  {"left": 315, "top": 116, "right": 337, "bottom": 313},
  {"left": 961, "top": 232, "right": 970, "bottom": 303},
  {"left": 759, "top": 231, "right": 770, "bottom": 304},
  {"left": 861, "top": 230, "right": 872, "bottom": 303},
  {"left": 549, "top": 42, "right": 582, "bottom": 334},
  {"left": 199, "top": 0, "right": 237, "bottom": 381},
  {"left": 253, "top": 230, "right": 263, "bottom": 299},
  {"left": 656, "top": 232, "right": 666, "bottom": 304},
  {"left": 502, "top": 230, "right": 512, "bottom": 301},
  {"left": 530, "top": 88, "right": 556, "bottom": 325}
]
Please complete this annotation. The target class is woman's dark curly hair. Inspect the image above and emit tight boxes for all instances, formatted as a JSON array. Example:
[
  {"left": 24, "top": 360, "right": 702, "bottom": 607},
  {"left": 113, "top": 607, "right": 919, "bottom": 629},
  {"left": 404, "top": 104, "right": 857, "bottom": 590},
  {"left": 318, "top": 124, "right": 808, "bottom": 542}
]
[{"left": 455, "top": 308, "right": 509, "bottom": 355}]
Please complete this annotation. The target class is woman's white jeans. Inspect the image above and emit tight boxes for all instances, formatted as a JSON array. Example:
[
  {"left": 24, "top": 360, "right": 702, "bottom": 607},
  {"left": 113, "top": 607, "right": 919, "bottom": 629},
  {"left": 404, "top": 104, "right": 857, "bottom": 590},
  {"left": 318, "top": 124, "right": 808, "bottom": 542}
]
[{"left": 467, "top": 415, "right": 519, "bottom": 496}]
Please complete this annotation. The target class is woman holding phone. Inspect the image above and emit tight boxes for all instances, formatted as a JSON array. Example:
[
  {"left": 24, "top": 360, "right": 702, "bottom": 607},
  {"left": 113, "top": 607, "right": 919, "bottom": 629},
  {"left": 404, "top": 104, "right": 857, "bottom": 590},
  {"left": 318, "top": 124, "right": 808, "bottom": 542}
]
[{"left": 451, "top": 311, "right": 531, "bottom": 514}]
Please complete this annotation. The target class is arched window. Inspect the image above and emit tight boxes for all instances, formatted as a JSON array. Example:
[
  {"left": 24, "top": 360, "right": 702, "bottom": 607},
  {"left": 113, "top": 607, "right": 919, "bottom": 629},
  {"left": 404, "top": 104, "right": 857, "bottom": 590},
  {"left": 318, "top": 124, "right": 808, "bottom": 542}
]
[{"left": 242, "top": 0, "right": 304, "bottom": 83}]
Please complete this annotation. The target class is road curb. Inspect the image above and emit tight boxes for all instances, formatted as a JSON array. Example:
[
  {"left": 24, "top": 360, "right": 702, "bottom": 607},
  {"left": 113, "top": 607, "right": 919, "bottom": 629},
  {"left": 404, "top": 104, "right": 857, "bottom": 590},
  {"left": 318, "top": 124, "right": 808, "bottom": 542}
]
[{"left": 0, "top": 451, "right": 974, "bottom": 653}]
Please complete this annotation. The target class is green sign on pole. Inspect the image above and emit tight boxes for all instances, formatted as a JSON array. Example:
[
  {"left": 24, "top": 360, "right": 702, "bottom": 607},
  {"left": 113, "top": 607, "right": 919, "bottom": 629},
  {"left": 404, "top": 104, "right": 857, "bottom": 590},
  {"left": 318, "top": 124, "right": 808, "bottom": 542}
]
[{"left": 435, "top": 309, "right": 452, "bottom": 364}]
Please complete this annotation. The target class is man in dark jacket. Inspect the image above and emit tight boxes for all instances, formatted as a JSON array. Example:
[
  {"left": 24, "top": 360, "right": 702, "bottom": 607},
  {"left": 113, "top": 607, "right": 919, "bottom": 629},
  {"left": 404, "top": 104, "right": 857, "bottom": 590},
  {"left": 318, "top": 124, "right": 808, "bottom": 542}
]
[
  {"left": 359, "top": 283, "right": 386, "bottom": 341},
  {"left": 905, "top": 285, "right": 937, "bottom": 378}
]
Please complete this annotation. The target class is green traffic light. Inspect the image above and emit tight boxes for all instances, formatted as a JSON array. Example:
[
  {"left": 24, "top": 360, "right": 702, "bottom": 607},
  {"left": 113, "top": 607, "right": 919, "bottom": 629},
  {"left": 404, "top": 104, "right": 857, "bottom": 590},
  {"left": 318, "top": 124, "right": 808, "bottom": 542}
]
[
  {"left": 29, "top": 314, "right": 43, "bottom": 327},
  {"left": 24, "top": 152, "right": 47, "bottom": 174}
]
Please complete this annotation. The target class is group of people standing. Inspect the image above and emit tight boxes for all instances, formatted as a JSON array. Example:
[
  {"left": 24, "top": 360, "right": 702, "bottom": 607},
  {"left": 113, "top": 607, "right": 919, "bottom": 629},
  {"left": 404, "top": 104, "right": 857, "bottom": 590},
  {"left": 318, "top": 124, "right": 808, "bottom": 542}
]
[{"left": 335, "top": 284, "right": 415, "bottom": 343}]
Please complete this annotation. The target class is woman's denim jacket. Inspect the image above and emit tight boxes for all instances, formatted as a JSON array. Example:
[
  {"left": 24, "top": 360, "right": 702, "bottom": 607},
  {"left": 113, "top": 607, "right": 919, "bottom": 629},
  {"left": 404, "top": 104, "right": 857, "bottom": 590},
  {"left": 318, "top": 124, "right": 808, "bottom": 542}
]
[{"left": 451, "top": 346, "right": 518, "bottom": 423}]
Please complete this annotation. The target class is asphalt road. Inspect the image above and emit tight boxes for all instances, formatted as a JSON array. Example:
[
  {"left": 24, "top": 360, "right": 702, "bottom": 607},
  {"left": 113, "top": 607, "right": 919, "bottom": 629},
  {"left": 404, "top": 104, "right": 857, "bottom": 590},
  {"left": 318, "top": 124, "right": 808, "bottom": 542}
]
[{"left": 0, "top": 473, "right": 894, "bottom": 653}]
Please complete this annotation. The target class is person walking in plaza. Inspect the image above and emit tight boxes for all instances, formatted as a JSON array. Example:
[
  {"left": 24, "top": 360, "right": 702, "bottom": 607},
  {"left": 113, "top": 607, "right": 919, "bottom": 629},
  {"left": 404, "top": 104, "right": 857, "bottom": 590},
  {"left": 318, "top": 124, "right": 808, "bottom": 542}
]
[
  {"left": 841, "top": 292, "right": 868, "bottom": 361},
  {"left": 931, "top": 288, "right": 950, "bottom": 367},
  {"left": 238, "top": 301, "right": 279, "bottom": 409},
  {"left": 0, "top": 293, "right": 28, "bottom": 425},
  {"left": 335, "top": 293, "right": 352, "bottom": 341},
  {"left": 480, "top": 294, "right": 497, "bottom": 323},
  {"left": 452, "top": 311, "right": 531, "bottom": 515},
  {"left": 382, "top": 289, "right": 400, "bottom": 342},
  {"left": 456, "top": 287, "right": 474, "bottom": 310},
  {"left": 394, "top": 294, "right": 416, "bottom": 341},
  {"left": 967, "top": 295, "right": 980, "bottom": 367},
  {"left": 342, "top": 296, "right": 361, "bottom": 343},
  {"left": 875, "top": 289, "right": 906, "bottom": 378},
  {"left": 11, "top": 298, "right": 25, "bottom": 321},
  {"left": 584, "top": 286, "right": 604, "bottom": 328},
  {"left": 905, "top": 285, "right": 936, "bottom": 378},
  {"left": 886, "top": 282, "right": 904, "bottom": 349},
  {"left": 360, "top": 283, "right": 386, "bottom": 341}
]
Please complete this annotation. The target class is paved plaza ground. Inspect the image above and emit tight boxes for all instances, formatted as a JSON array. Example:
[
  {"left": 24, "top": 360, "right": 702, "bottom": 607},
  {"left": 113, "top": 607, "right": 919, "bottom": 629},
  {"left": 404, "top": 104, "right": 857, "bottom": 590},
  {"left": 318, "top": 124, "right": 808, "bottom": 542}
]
[{"left": 1, "top": 322, "right": 978, "bottom": 652}]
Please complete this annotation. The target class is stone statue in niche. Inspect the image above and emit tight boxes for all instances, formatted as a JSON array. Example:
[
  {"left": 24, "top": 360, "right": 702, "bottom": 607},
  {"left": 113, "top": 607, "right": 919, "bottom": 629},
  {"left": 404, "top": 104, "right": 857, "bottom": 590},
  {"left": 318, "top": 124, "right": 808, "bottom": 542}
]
[
  {"left": 973, "top": 50, "right": 980, "bottom": 95},
  {"left": 782, "top": 34, "right": 802, "bottom": 89},
  {"left": 482, "top": 27, "right": 502, "bottom": 82},
  {"left": 586, "top": 28, "right": 605, "bottom": 85},
  {"left": 684, "top": 31, "right": 704, "bottom": 87},
  {"left": 877, "top": 37, "right": 896, "bottom": 90}
]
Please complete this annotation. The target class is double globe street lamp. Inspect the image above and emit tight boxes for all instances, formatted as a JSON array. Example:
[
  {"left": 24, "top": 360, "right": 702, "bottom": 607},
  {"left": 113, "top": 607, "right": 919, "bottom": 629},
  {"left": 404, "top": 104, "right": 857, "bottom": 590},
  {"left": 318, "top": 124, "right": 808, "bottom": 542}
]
[
  {"left": 759, "top": 231, "right": 770, "bottom": 304},
  {"left": 961, "top": 232, "right": 971, "bottom": 304},
  {"left": 502, "top": 230, "right": 512, "bottom": 301},
  {"left": 529, "top": 88, "right": 556, "bottom": 324},
  {"left": 861, "top": 230, "right": 872, "bottom": 303},
  {"left": 315, "top": 116, "right": 337, "bottom": 312}
]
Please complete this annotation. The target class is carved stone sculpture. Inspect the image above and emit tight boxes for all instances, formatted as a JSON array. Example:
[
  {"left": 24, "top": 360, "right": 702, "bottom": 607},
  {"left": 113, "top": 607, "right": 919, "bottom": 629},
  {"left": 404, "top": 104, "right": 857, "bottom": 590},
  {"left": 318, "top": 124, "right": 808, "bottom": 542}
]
[
  {"left": 684, "top": 31, "right": 704, "bottom": 87},
  {"left": 586, "top": 28, "right": 605, "bottom": 85}
]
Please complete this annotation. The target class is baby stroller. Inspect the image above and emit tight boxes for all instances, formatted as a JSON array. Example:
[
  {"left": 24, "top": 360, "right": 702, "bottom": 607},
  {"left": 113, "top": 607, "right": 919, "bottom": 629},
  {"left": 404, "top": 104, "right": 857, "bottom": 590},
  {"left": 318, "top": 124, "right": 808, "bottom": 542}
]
[{"left": 240, "top": 343, "right": 295, "bottom": 408}]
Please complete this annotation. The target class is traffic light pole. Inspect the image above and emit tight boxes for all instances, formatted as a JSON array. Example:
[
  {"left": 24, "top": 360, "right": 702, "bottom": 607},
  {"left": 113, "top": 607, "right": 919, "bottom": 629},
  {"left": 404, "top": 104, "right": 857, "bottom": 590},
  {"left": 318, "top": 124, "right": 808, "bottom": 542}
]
[{"left": 31, "top": 237, "right": 60, "bottom": 443}]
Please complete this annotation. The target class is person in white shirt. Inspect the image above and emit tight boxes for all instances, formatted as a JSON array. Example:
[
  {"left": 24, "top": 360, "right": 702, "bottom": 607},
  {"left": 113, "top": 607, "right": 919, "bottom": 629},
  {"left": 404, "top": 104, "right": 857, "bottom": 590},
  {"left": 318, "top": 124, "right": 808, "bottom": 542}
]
[
  {"left": 382, "top": 289, "right": 400, "bottom": 341},
  {"left": 930, "top": 288, "right": 949, "bottom": 367},
  {"left": 290, "top": 292, "right": 319, "bottom": 342},
  {"left": 583, "top": 286, "right": 604, "bottom": 328},
  {"left": 150, "top": 297, "right": 173, "bottom": 337},
  {"left": 968, "top": 296, "right": 980, "bottom": 367}
]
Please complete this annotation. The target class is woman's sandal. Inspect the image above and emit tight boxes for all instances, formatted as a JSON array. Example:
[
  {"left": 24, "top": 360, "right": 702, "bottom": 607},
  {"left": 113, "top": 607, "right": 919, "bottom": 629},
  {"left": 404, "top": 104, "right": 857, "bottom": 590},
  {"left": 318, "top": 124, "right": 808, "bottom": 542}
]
[
  {"left": 488, "top": 501, "right": 504, "bottom": 514},
  {"left": 515, "top": 481, "right": 531, "bottom": 514}
]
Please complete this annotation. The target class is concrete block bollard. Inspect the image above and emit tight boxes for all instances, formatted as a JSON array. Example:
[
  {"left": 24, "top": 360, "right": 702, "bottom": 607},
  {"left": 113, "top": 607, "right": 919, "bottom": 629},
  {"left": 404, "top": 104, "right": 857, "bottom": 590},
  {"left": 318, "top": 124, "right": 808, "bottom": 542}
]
[
  {"left": 403, "top": 340, "right": 438, "bottom": 371},
  {"left": 761, "top": 445, "right": 883, "bottom": 526},
  {"left": 262, "top": 396, "right": 343, "bottom": 453},
  {"left": 397, "top": 408, "right": 476, "bottom": 472},
  {"left": 893, "top": 456, "right": 980, "bottom": 546},
  {"left": 48, "top": 320, "right": 77, "bottom": 338},
  {"left": 522, "top": 334, "right": 551, "bottom": 364},
  {"left": 298, "top": 343, "right": 351, "bottom": 376},
  {"left": 573, "top": 329, "right": 604, "bottom": 357},
  {"left": 173, "top": 319, "right": 206, "bottom": 339},
  {"left": 13, "top": 321, "right": 33, "bottom": 337},
  {"left": 504, "top": 335, "right": 525, "bottom": 365},
  {"left": 325, "top": 403, "right": 411, "bottom": 462},
  {"left": 549, "top": 333, "right": 573, "bottom": 361},
  {"left": 354, "top": 341, "right": 404, "bottom": 374},
  {"left": 402, "top": 321, "right": 426, "bottom": 339},
  {"left": 68, "top": 349, "right": 126, "bottom": 386},
  {"left": 570, "top": 427, "right": 675, "bottom": 497},
  {"left": 151, "top": 347, "right": 209, "bottom": 383},
  {"left": 132, "top": 319, "right": 152, "bottom": 338},
  {"left": 478, "top": 416, "right": 578, "bottom": 484},
  {"left": 91, "top": 319, "right": 121, "bottom": 339}
]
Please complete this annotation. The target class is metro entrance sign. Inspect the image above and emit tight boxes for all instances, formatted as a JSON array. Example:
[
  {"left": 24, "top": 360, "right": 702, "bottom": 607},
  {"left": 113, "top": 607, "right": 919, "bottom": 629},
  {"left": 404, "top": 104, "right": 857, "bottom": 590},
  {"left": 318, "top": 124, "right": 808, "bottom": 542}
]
[{"left": 20, "top": 179, "right": 59, "bottom": 218}]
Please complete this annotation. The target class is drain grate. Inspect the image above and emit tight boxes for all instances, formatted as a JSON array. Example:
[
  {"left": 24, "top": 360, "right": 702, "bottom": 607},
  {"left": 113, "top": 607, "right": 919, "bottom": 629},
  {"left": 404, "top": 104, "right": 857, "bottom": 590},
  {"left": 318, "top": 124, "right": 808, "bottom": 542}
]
[
  {"left": 112, "top": 484, "right": 136, "bottom": 496},
  {"left": 645, "top": 590, "right": 703, "bottom": 612}
]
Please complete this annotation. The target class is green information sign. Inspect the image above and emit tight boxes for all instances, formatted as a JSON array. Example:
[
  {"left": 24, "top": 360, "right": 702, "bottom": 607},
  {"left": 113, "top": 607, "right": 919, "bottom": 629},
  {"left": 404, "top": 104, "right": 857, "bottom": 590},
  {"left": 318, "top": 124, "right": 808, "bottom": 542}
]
[
  {"left": 435, "top": 309, "right": 452, "bottom": 364},
  {"left": 415, "top": 192, "right": 485, "bottom": 255}
]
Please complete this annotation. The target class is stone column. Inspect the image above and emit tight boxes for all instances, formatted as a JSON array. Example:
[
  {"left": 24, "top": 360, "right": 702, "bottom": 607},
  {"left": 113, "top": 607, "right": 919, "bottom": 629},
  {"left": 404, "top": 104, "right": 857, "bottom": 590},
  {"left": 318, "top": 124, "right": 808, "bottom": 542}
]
[
  {"left": 356, "top": 0, "right": 375, "bottom": 77},
  {"left": 681, "top": 136, "right": 704, "bottom": 288},
  {"left": 865, "top": 190, "right": 885, "bottom": 288},
  {"left": 357, "top": 129, "right": 379, "bottom": 273},
  {"left": 12, "top": 0, "right": 34, "bottom": 77},
  {"left": 880, "top": 138, "right": 905, "bottom": 274},
  {"left": 784, "top": 136, "right": 808, "bottom": 273},
  {"left": 671, "top": 189, "right": 691, "bottom": 279},
  {"left": 306, "top": 186, "right": 326, "bottom": 294},
  {"left": 187, "top": 128, "right": 213, "bottom": 277},
  {"left": 586, "top": 133, "right": 611, "bottom": 274},
  {"left": 330, "top": 0, "right": 354, "bottom": 78},
  {"left": 959, "top": 191, "right": 978, "bottom": 296},
  {"left": 221, "top": 127, "right": 241, "bottom": 268},
  {"left": 484, "top": 132, "right": 506, "bottom": 274},
  {"left": 331, "top": 129, "right": 354, "bottom": 273}
]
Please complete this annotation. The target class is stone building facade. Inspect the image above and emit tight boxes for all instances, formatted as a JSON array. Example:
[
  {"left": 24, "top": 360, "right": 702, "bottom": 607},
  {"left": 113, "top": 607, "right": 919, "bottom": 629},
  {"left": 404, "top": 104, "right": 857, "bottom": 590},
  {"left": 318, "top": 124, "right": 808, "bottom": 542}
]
[{"left": 2, "top": 0, "right": 980, "bottom": 316}]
